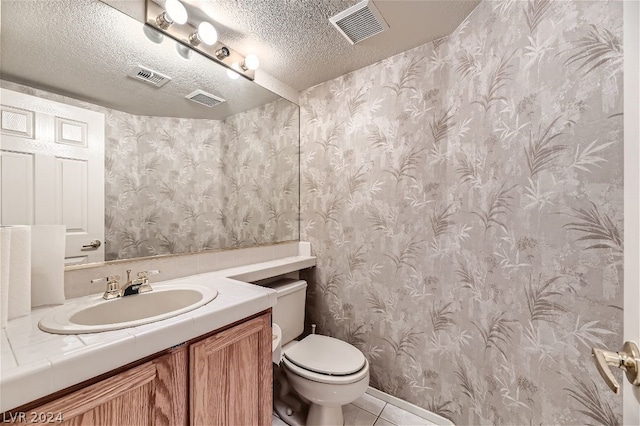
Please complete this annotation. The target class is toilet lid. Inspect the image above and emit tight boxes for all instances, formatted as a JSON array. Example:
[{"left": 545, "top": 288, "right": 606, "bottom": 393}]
[{"left": 283, "top": 334, "right": 365, "bottom": 375}]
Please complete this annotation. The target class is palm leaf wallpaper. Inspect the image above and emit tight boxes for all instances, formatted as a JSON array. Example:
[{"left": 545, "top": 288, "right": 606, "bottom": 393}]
[
  {"left": 1, "top": 80, "right": 300, "bottom": 261},
  {"left": 300, "top": 1, "right": 623, "bottom": 424},
  {"left": 103, "top": 99, "right": 299, "bottom": 260}
]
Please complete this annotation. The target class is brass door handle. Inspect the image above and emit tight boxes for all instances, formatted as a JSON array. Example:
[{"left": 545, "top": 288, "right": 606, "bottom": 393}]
[{"left": 592, "top": 341, "right": 640, "bottom": 394}]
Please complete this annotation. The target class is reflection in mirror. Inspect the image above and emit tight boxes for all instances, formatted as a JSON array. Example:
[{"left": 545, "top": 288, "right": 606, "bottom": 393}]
[{"left": 0, "top": 0, "right": 299, "bottom": 264}]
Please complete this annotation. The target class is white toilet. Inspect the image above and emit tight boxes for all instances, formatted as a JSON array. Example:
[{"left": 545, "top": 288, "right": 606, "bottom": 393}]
[{"left": 270, "top": 279, "right": 370, "bottom": 426}]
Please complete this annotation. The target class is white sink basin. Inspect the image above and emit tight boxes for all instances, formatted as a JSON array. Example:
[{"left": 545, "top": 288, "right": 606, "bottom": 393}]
[{"left": 39, "top": 283, "right": 218, "bottom": 334}]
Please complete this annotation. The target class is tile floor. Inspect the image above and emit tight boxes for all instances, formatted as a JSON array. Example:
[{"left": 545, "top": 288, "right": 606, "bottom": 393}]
[{"left": 273, "top": 391, "right": 436, "bottom": 426}]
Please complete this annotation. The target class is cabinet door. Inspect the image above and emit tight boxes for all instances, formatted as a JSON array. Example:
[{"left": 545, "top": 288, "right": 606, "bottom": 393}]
[
  {"left": 190, "top": 313, "right": 272, "bottom": 426},
  {"left": 30, "top": 347, "right": 188, "bottom": 425}
]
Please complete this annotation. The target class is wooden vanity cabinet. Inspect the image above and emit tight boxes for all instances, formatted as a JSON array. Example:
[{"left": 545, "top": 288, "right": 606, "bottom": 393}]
[
  {"left": 32, "top": 347, "right": 189, "bottom": 425},
  {"left": 18, "top": 311, "right": 272, "bottom": 426},
  {"left": 190, "top": 312, "right": 272, "bottom": 426}
]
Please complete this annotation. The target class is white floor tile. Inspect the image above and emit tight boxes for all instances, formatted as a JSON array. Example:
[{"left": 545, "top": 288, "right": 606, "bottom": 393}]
[
  {"left": 380, "top": 404, "right": 433, "bottom": 426},
  {"left": 273, "top": 414, "right": 288, "bottom": 426},
  {"left": 343, "top": 404, "right": 377, "bottom": 426},
  {"left": 353, "top": 392, "right": 386, "bottom": 416},
  {"left": 374, "top": 418, "right": 396, "bottom": 426}
]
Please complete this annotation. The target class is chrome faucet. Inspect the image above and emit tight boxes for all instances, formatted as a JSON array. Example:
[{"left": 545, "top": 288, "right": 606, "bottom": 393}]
[
  {"left": 122, "top": 269, "right": 159, "bottom": 296},
  {"left": 91, "top": 270, "right": 160, "bottom": 300}
]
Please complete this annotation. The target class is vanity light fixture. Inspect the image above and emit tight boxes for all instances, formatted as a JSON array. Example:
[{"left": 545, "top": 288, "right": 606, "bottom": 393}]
[
  {"left": 241, "top": 54, "right": 260, "bottom": 71},
  {"left": 145, "top": 0, "right": 257, "bottom": 80},
  {"left": 143, "top": 25, "right": 164, "bottom": 44},
  {"left": 176, "top": 43, "right": 192, "bottom": 60},
  {"left": 227, "top": 63, "right": 241, "bottom": 80},
  {"left": 156, "top": 0, "right": 188, "bottom": 29},
  {"left": 189, "top": 22, "right": 218, "bottom": 46},
  {"left": 215, "top": 46, "right": 230, "bottom": 60}
]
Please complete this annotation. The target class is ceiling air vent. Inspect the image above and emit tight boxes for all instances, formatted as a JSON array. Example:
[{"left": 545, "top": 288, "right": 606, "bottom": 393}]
[
  {"left": 128, "top": 66, "right": 171, "bottom": 87},
  {"left": 329, "top": 0, "right": 389, "bottom": 45},
  {"left": 186, "top": 90, "right": 225, "bottom": 108}
]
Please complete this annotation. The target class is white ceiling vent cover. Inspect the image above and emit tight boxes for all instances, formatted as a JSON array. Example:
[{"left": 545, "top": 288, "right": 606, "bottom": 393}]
[
  {"left": 329, "top": 0, "right": 389, "bottom": 45},
  {"left": 186, "top": 90, "right": 226, "bottom": 107},
  {"left": 128, "top": 66, "right": 171, "bottom": 87}
]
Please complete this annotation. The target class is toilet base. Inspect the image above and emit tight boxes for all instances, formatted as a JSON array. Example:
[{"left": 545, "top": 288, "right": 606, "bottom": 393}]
[
  {"left": 274, "top": 396, "right": 307, "bottom": 426},
  {"left": 307, "top": 404, "right": 343, "bottom": 426},
  {"left": 274, "top": 363, "right": 308, "bottom": 426}
]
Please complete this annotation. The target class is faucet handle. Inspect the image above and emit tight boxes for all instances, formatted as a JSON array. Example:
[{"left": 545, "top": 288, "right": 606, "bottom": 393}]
[
  {"left": 91, "top": 275, "right": 121, "bottom": 300},
  {"left": 137, "top": 270, "right": 160, "bottom": 279},
  {"left": 91, "top": 275, "right": 120, "bottom": 286}
]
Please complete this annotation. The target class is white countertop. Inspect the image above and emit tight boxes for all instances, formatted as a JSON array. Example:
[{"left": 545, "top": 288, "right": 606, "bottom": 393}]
[{"left": 0, "top": 272, "right": 281, "bottom": 412}]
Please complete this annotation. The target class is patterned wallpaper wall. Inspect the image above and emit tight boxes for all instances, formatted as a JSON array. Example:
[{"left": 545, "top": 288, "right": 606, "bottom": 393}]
[
  {"left": 300, "top": 1, "right": 623, "bottom": 425},
  {"left": 104, "top": 98, "right": 299, "bottom": 260},
  {"left": 1, "top": 80, "right": 300, "bottom": 261}
]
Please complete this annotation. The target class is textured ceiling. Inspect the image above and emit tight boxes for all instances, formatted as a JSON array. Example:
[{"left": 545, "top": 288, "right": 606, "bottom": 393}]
[
  {"left": 1, "top": 0, "right": 479, "bottom": 118},
  {"left": 108, "top": 0, "right": 480, "bottom": 91},
  {"left": 182, "top": 0, "right": 481, "bottom": 91},
  {"left": 0, "top": 1, "right": 280, "bottom": 119}
]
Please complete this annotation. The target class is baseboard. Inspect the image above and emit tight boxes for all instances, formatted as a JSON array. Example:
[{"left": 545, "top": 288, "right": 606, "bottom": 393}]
[{"left": 366, "top": 387, "right": 454, "bottom": 426}]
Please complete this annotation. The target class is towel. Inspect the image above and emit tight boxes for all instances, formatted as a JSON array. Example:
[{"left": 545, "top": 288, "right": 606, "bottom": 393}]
[
  {"left": 30, "top": 225, "right": 66, "bottom": 307},
  {"left": 7, "top": 226, "right": 31, "bottom": 320},
  {"left": 0, "top": 228, "right": 11, "bottom": 328}
]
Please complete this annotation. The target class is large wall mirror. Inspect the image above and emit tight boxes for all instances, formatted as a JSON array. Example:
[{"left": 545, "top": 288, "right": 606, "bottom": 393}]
[{"left": 0, "top": 0, "right": 299, "bottom": 265}]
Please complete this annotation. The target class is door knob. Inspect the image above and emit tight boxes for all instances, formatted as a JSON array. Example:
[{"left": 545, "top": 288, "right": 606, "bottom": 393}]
[
  {"left": 592, "top": 341, "right": 640, "bottom": 394},
  {"left": 81, "top": 239, "right": 102, "bottom": 250}
]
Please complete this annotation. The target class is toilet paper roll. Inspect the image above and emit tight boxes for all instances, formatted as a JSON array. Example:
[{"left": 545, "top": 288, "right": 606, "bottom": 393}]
[
  {"left": 30, "top": 225, "right": 66, "bottom": 307},
  {"left": 272, "top": 323, "right": 282, "bottom": 365},
  {"left": 0, "top": 228, "right": 11, "bottom": 328},
  {"left": 7, "top": 226, "right": 31, "bottom": 320}
]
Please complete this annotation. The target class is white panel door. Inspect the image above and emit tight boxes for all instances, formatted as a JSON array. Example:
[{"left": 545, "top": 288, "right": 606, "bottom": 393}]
[
  {"left": 0, "top": 88, "right": 105, "bottom": 264},
  {"left": 0, "top": 151, "right": 34, "bottom": 225}
]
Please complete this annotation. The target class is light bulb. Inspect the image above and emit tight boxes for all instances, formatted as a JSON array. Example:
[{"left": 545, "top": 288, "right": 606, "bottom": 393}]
[
  {"left": 165, "top": 0, "right": 187, "bottom": 25},
  {"left": 197, "top": 22, "right": 217, "bottom": 45},
  {"left": 176, "top": 43, "right": 191, "bottom": 60},
  {"left": 243, "top": 54, "right": 259, "bottom": 71},
  {"left": 189, "top": 21, "right": 218, "bottom": 46},
  {"left": 143, "top": 25, "right": 164, "bottom": 44},
  {"left": 227, "top": 63, "right": 240, "bottom": 80}
]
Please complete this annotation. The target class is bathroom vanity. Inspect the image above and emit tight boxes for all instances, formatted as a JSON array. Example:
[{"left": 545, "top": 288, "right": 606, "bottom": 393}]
[
  {"left": 13, "top": 312, "right": 271, "bottom": 425},
  {"left": 0, "top": 269, "right": 306, "bottom": 424}
]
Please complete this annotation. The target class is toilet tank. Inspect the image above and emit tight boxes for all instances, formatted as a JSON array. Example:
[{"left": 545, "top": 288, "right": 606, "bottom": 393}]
[{"left": 269, "top": 279, "right": 307, "bottom": 346}]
